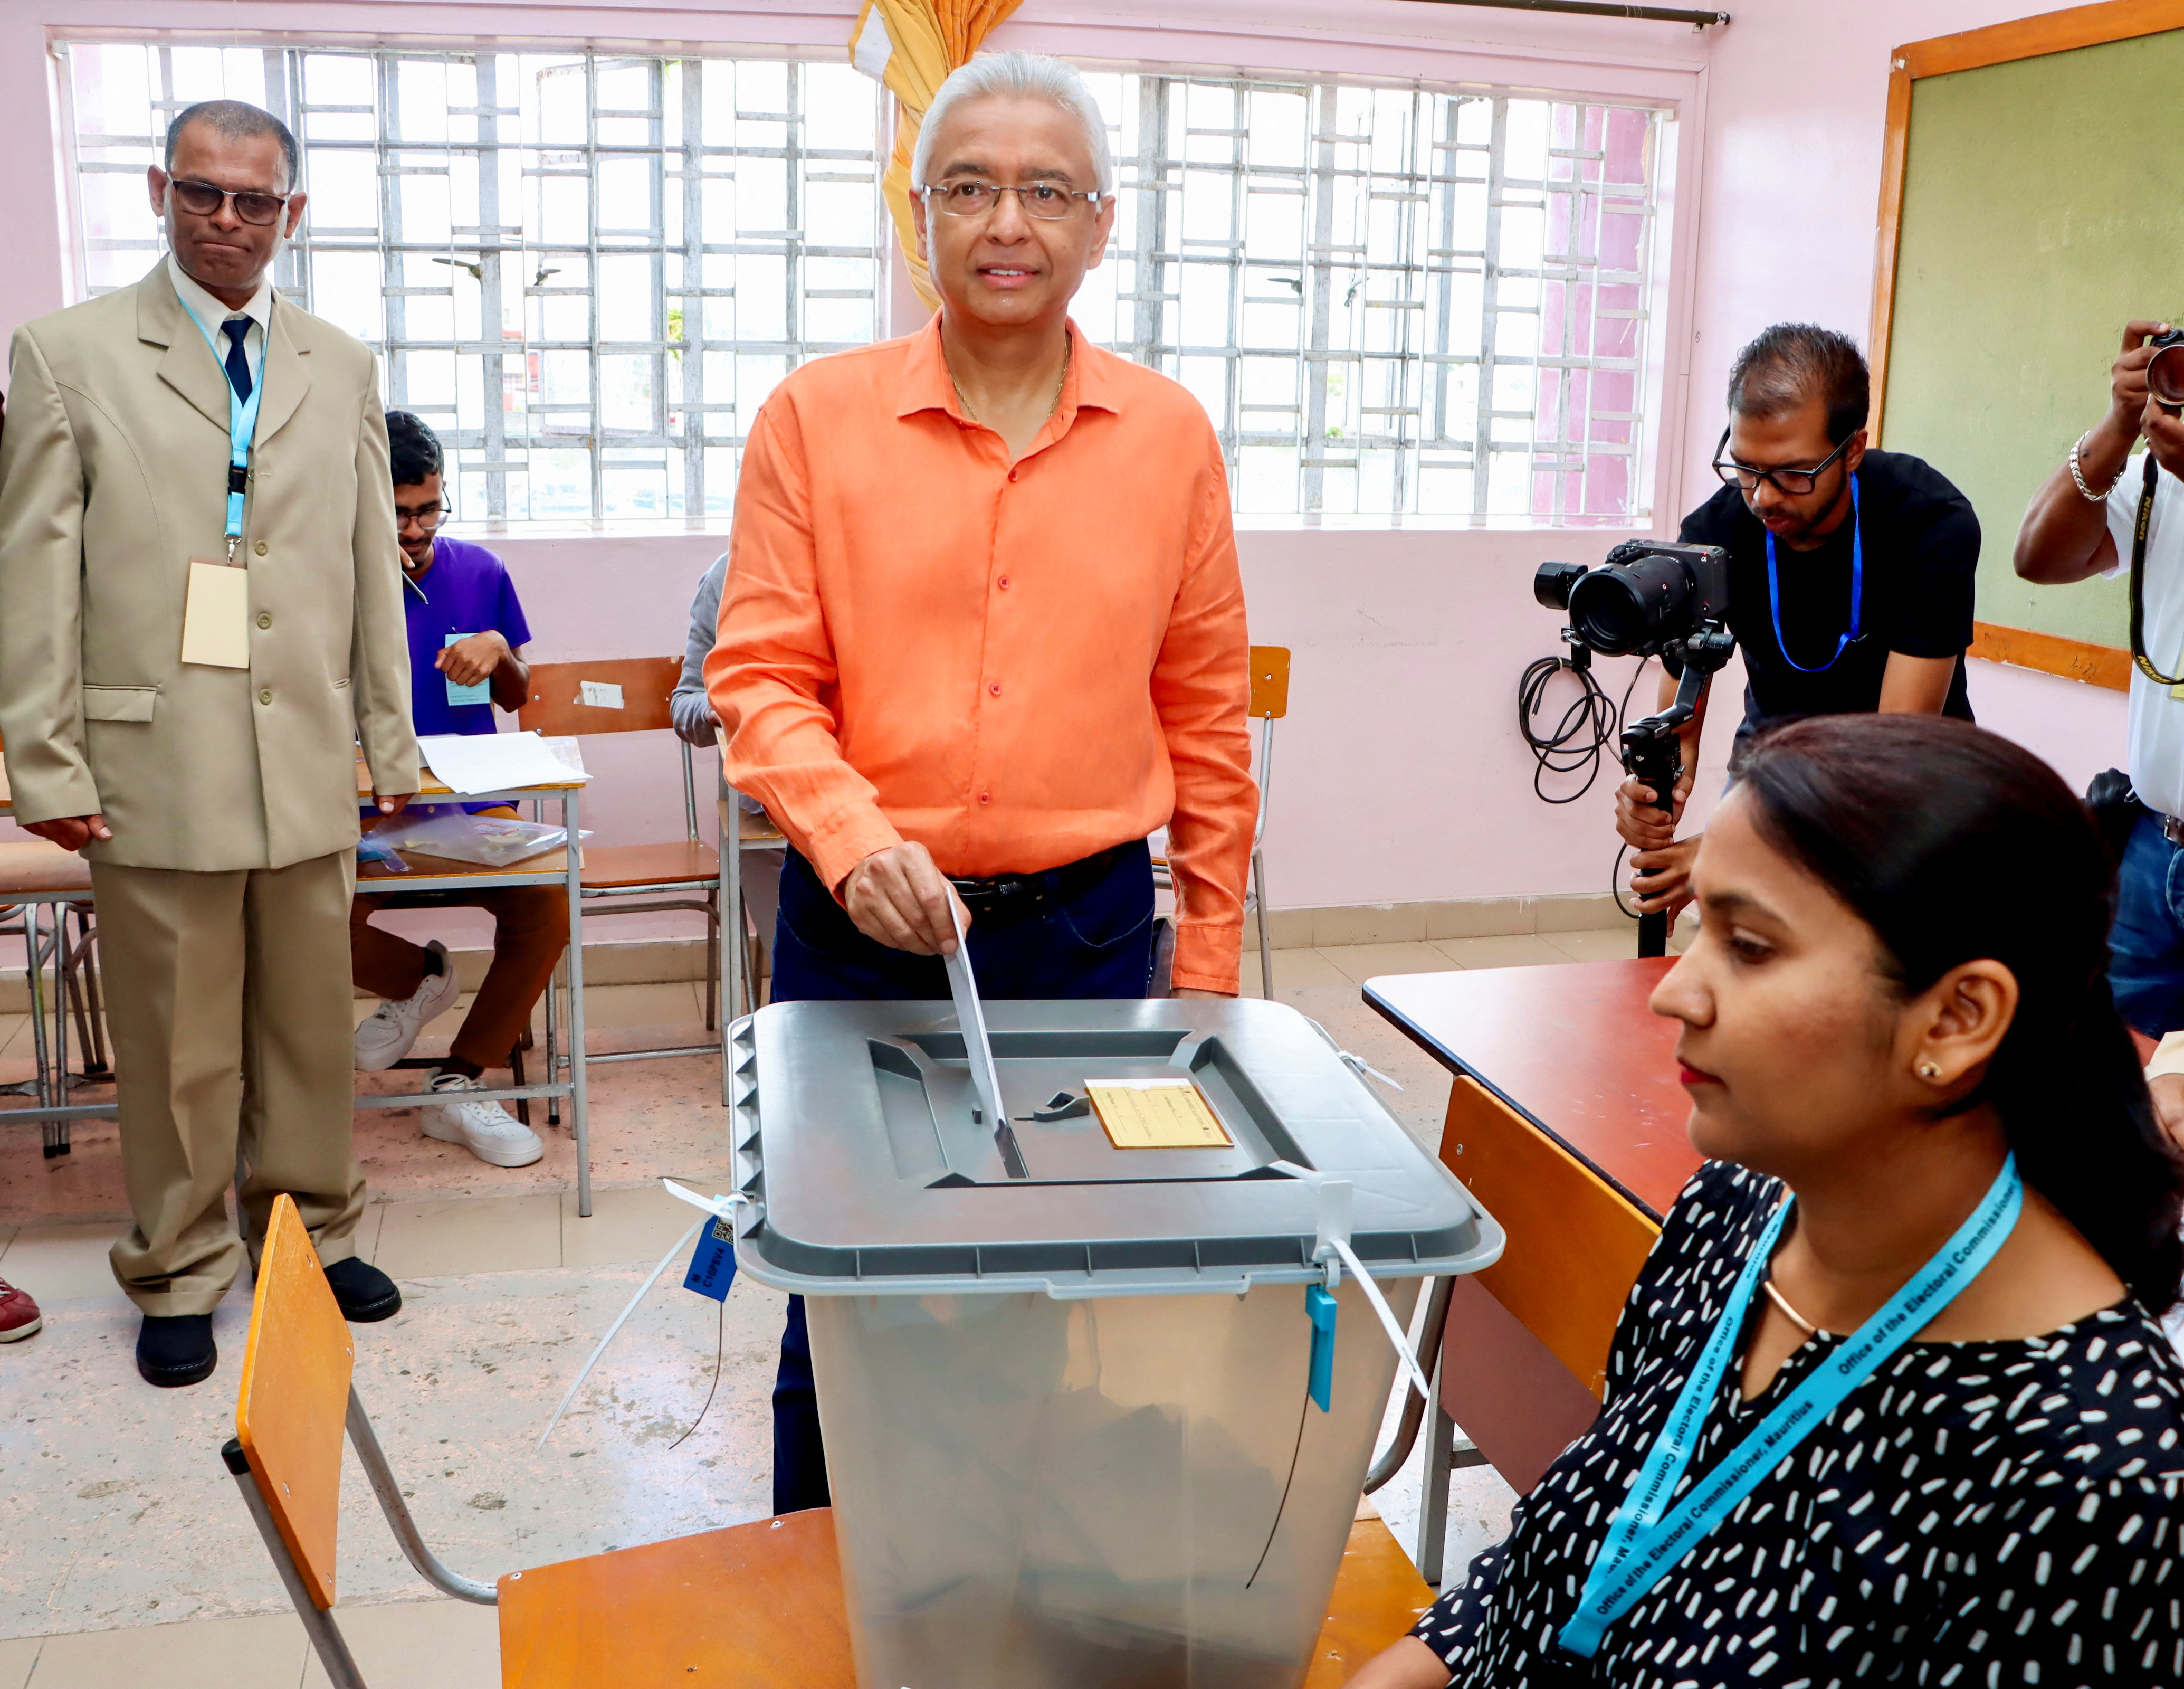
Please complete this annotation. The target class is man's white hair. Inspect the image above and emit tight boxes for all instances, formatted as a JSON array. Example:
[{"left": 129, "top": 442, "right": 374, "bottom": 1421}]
[{"left": 911, "top": 51, "right": 1113, "bottom": 196}]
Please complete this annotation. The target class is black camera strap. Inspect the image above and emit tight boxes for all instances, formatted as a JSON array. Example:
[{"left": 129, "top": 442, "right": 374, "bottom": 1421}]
[{"left": 2130, "top": 451, "right": 2184, "bottom": 685}]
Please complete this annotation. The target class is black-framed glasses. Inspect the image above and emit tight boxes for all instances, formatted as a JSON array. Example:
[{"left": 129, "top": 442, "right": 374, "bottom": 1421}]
[
  {"left": 168, "top": 177, "right": 292, "bottom": 227},
  {"left": 921, "top": 179, "right": 1105, "bottom": 220},
  {"left": 1711, "top": 426, "right": 1855, "bottom": 497},
  {"left": 394, "top": 502, "right": 447, "bottom": 532}
]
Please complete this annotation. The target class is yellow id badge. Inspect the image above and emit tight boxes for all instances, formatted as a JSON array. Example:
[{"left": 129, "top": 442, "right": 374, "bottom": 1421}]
[{"left": 180, "top": 558, "right": 250, "bottom": 669}]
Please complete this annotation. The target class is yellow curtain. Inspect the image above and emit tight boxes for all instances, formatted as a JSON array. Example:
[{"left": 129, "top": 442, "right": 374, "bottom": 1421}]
[{"left": 848, "top": 0, "right": 1027, "bottom": 310}]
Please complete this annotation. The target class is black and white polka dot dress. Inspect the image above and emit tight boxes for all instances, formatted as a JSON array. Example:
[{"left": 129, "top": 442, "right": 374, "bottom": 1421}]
[{"left": 1413, "top": 1162, "right": 2184, "bottom": 1686}]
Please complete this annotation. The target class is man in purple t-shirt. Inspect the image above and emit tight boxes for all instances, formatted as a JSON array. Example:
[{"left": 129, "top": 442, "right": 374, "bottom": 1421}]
[{"left": 349, "top": 413, "right": 566, "bottom": 1168}]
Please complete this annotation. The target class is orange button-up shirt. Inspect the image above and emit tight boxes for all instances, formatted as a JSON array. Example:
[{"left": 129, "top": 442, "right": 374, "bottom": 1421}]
[{"left": 705, "top": 315, "right": 1255, "bottom": 993}]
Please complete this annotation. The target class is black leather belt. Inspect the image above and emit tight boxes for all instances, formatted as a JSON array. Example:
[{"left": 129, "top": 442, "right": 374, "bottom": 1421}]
[{"left": 948, "top": 843, "right": 1129, "bottom": 926}]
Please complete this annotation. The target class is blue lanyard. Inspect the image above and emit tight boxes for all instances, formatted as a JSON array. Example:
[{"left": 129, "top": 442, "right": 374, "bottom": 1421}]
[
  {"left": 173, "top": 295, "right": 266, "bottom": 563},
  {"left": 1765, "top": 472, "right": 1862, "bottom": 674},
  {"left": 1558, "top": 1154, "right": 2023, "bottom": 1660}
]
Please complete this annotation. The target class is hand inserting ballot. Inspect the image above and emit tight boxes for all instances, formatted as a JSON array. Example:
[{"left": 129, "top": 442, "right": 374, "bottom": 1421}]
[{"left": 841, "top": 841, "right": 972, "bottom": 956}]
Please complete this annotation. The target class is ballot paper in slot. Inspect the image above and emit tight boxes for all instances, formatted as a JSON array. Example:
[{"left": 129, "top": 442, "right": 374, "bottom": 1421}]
[
  {"left": 1086, "top": 1077, "right": 1235, "bottom": 1149},
  {"left": 416, "top": 730, "right": 589, "bottom": 795},
  {"left": 942, "top": 900, "right": 1027, "bottom": 1178}
]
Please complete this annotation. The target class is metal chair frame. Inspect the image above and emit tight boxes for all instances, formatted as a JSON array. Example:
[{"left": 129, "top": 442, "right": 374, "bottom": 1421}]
[
  {"left": 1, "top": 891, "right": 117, "bottom": 1159},
  {"left": 224, "top": 1384, "right": 498, "bottom": 1689},
  {"left": 1358, "top": 1275, "right": 1490, "bottom": 1585},
  {"left": 718, "top": 774, "right": 785, "bottom": 1105}
]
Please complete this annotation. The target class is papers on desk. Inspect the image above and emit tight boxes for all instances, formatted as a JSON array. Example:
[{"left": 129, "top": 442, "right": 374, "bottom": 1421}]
[{"left": 416, "top": 731, "right": 588, "bottom": 794}]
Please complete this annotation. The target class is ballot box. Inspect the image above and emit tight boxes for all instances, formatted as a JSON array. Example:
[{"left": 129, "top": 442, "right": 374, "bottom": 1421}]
[{"left": 729, "top": 998, "right": 1503, "bottom": 1689}]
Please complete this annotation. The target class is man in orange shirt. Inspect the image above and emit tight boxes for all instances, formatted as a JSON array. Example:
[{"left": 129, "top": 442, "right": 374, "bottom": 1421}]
[{"left": 706, "top": 50, "right": 1255, "bottom": 1513}]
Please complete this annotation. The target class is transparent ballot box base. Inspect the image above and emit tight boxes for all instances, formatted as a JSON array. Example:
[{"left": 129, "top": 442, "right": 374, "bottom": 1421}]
[
  {"left": 808, "top": 1277, "right": 1418, "bottom": 1689},
  {"left": 727, "top": 999, "right": 1502, "bottom": 1689}
]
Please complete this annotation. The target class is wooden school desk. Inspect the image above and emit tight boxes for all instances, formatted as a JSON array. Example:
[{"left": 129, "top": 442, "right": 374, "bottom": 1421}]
[
  {"left": 1365, "top": 958, "right": 1702, "bottom": 1571},
  {"left": 0, "top": 757, "right": 602, "bottom": 1213},
  {"left": 352, "top": 758, "right": 602, "bottom": 1213}
]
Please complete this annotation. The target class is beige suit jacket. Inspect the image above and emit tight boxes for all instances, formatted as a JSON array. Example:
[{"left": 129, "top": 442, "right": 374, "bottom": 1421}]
[{"left": 0, "top": 261, "right": 417, "bottom": 871}]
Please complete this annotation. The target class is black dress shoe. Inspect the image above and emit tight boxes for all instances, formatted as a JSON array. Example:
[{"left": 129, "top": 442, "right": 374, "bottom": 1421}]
[
  {"left": 323, "top": 1256, "right": 402, "bottom": 1323},
  {"left": 137, "top": 1314, "right": 216, "bottom": 1387}
]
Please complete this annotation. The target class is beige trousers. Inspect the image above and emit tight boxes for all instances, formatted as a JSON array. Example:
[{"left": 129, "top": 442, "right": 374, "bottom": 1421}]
[{"left": 91, "top": 850, "right": 365, "bottom": 1315}]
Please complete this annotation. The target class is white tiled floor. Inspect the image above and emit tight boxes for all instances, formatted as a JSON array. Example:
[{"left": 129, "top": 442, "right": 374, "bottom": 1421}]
[{"left": 0, "top": 939, "right": 1654, "bottom": 1682}]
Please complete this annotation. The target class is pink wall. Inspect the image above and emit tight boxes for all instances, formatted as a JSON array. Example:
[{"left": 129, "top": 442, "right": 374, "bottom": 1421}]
[{"left": 0, "top": 0, "right": 2134, "bottom": 909}]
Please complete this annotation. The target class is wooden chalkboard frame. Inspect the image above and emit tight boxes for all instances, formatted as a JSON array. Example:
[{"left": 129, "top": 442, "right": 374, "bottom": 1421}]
[{"left": 1872, "top": 0, "right": 2184, "bottom": 691}]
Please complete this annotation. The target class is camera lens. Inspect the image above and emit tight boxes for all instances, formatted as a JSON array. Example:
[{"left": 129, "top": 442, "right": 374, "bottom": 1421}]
[
  {"left": 1568, "top": 552, "right": 1694, "bottom": 656},
  {"left": 2152, "top": 345, "right": 2184, "bottom": 410},
  {"left": 1533, "top": 561, "right": 1586, "bottom": 611}
]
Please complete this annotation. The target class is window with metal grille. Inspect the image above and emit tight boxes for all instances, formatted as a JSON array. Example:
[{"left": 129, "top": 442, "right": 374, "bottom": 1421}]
[
  {"left": 60, "top": 42, "right": 885, "bottom": 524},
  {"left": 59, "top": 44, "right": 1667, "bottom": 528},
  {"left": 1067, "top": 74, "right": 1668, "bottom": 524}
]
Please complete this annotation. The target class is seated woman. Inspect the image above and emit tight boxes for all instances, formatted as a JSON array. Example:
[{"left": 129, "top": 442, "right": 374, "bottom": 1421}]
[{"left": 1354, "top": 713, "right": 2184, "bottom": 1688}]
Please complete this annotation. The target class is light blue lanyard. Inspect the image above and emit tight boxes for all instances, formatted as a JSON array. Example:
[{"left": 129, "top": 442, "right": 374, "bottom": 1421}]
[
  {"left": 1557, "top": 1154, "right": 2023, "bottom": 1660},
  {"left": 173, "top": 295, "right": 266, "bottom": 563},
  {"left": 1765, "top": 472, "right": 1863, "bottom": 674}
]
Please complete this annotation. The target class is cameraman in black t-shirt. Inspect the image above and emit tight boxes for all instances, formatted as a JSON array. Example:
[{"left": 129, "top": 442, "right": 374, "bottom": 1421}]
[{"left": 1615, "top": 324, "right": 1979, "bottom": 915}]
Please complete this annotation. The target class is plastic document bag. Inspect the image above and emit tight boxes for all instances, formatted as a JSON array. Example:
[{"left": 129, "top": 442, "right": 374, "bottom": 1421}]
[{"left": 367, "top": 809, "right": 573, "bottom": 867}]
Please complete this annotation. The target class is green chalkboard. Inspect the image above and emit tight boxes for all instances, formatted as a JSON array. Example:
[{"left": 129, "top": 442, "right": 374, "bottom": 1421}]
[{"left": 1880, "top": 25, "right": 2184, "bottom": 647}]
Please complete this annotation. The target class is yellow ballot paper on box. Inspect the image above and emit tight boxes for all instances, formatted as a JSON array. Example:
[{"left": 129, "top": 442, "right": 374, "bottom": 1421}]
[
  {"left": 180, "top": 558, "right": 250, "bottom": 669},
  {"left": 1087, "top": 1078, "right": 1234, "bottom": 1150}
]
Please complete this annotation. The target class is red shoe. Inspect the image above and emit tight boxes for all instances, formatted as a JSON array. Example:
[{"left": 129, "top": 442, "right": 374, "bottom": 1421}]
[{"left": 0, "top": 1277, "right": 43, "bottom": 1342}]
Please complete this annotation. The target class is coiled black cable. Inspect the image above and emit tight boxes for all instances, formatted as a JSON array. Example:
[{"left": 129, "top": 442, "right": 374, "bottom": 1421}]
[{"left": 1517, "top": 651, "right": 1651, "bottom": 804}]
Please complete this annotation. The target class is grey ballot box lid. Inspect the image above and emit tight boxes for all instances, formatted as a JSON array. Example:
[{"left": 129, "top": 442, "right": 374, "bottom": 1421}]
[{"left": 725, "top": 997, "right": 1504, "bottom": 1298}]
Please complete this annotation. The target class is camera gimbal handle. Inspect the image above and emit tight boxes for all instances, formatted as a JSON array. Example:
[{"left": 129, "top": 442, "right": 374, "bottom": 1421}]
[{"left": 1619, "top": 629, "right": 1734, "bottom": 959}]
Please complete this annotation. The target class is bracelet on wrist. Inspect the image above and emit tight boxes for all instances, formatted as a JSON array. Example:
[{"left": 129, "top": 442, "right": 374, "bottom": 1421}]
[{"left": 2069, "top": 430, "right": 2125, "bottom": 503}]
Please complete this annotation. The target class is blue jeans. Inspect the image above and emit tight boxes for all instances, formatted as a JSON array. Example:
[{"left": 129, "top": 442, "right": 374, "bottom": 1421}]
[
  {"left": 765, "top": 840, "right": 1158, "bottom": 1514},
  {"left": 2111, "top": 810, "right": 2184, "bottom": 1035}
]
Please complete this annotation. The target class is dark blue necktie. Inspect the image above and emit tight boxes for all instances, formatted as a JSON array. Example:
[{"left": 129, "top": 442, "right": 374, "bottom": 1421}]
[{"left": 221, "top": 317, "right": 253, "bottom": 403}]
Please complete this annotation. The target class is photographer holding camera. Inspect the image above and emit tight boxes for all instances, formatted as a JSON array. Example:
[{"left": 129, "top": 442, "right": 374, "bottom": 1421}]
[
  {"left": 1616, "top": 324, "right": 1979, "bottom": 915},
  {"left": 2014, "top": 319, "right": 2184, "bottom": 1149}
]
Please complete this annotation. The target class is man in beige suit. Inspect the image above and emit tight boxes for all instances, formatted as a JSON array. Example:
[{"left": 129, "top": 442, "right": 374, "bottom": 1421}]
[{"left": 0, "top": 100, "right": 418, "bottom": 1386}]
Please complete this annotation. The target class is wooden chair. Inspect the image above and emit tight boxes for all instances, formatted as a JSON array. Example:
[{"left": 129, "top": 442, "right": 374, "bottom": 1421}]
[
  {"left": 1408, "top": 1076, "right": 1659, "bottom": 1581},
  {"left": 517, "top": 659, "right": 722, "bottom": 1074},
  {"left": 0, "top": 842, "right": 112, "bottom": 1160},
  {"left": 225, "top": 1192, "right": 1438, "bottom": 1687},
  {"left": 1151, "top": 644, "right": 1286, "bottom": 1001}
]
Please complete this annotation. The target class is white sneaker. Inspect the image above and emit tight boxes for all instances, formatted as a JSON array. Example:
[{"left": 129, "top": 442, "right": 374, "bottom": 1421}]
[
  {"left": 421, "top": 1072, "right": 544, "bottom": 1168},
  {"left": 355, "top": 941, "right": 460, "bottom": 1071}
]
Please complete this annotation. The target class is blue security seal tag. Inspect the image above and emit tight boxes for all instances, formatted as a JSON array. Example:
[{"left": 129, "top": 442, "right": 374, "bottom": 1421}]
[
  {"left": 1305, "top": 1284, "right": 1338, "bottom": 1412},
  {"left": 682, "top": 1216, "right": 738, "bottom": 1302},
  {"left": 443, "top": 633, "right": 490, "bottom": 706}
]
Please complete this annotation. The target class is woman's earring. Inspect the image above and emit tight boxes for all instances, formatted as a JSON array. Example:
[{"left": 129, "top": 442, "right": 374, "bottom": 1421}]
[{"left": 1917, "top": 1060, "right": 1941, "bottom": 1080}]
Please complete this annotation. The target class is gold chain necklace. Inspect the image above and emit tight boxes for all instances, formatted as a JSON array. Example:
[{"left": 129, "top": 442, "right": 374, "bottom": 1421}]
[
  {"left": 949, "top": 337, "right": 1072, "bottom": 428},
  {"left": 1762, "top": 1276, "right": 1823, "bottom": 1337}
]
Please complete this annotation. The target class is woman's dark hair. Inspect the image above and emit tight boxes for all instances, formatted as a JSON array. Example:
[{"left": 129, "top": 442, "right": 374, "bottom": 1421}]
[
  {"left": 386, "top": 410, "right": 442, "bottom": 489},
  {"left": 1731, "top": 713, "right": 2184, "bottom": 1315}
]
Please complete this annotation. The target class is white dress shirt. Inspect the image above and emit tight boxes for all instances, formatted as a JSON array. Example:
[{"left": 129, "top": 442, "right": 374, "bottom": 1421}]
[
  {"left": 166, "top": 253, "right": 272, "bottom": 395},
  {"left": 2102, "top": 452, "right": 2184, "bottom": 818}
]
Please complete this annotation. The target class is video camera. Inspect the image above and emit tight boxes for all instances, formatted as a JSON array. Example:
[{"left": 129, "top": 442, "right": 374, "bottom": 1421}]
[
  {"left": 1533, "top": 540, "right": 1732, "bottom": 662},
  {"left": 1533, "top": 541, "right": 1737, "bottom": 957}
]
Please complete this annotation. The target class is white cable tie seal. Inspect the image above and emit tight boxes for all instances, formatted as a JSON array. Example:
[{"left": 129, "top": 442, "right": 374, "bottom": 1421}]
[
  {"left": 536, "top": 1183, "right": 755, "bottom": 1450},
  {"left": 1340, "top": 1050, "right": 1406, "bottom": 1093},
  {"left": 1305, "top": 1016, "right": 1405, "bottom": 1092},
  {"left": 1271, "top": 1160, "right": 1431, "bottom": 1402}
]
